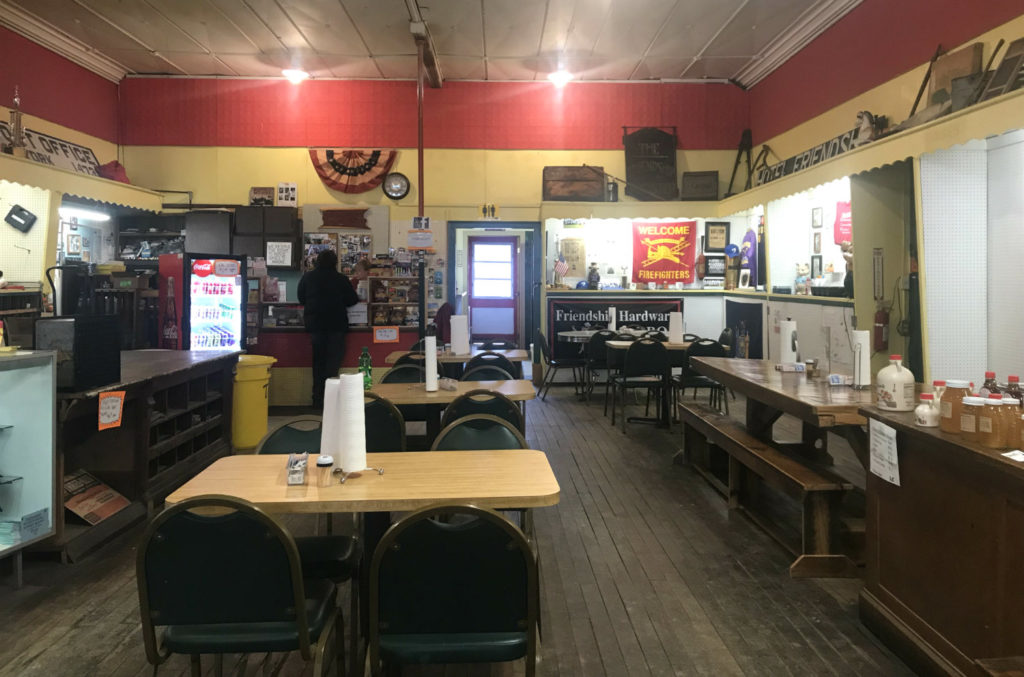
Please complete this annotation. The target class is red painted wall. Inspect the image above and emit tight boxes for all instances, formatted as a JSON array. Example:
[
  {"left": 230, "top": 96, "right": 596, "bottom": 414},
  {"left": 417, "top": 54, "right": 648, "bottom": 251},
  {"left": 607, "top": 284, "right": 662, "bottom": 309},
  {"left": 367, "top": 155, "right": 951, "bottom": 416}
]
[
  {"left": 0, "top": 26, "right": 119, "bottom": 143},
  {"left": 119, "top": 78, "right": 749, "bottom": 150},
  {"left": 750, "top": 0, "right": 1024, "bottom": 143}
]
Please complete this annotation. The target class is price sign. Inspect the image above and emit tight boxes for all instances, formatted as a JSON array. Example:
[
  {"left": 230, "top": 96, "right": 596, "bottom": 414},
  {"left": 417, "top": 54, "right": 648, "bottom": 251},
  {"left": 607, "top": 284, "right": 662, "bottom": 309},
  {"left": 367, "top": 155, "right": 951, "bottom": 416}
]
[
  {"left": 98, "top": 391, "right": 126, "bottom": 431},
  {"left": 373, "top": 326, "right": 400, "bottom": 343},
  {"left": 408, "top": 229, "right": 434, "bottom": 250}
]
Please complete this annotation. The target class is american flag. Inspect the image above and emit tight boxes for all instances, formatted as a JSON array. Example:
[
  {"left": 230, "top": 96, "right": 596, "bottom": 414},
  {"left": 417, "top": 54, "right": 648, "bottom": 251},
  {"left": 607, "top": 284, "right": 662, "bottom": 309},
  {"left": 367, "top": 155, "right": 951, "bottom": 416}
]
[{"left": 554, "top": 254, "right": 569, "bottom": 278}]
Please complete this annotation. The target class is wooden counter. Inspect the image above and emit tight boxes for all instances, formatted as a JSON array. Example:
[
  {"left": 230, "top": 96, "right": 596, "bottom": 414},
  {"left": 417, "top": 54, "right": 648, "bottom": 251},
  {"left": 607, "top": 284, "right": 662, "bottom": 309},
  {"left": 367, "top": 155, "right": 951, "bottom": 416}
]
[
  {"left": 46, "top": 350, "right": 239, "bottom": 561},
  {"left": 859, "top": 406, "right": 1024, "bottom": 676}
]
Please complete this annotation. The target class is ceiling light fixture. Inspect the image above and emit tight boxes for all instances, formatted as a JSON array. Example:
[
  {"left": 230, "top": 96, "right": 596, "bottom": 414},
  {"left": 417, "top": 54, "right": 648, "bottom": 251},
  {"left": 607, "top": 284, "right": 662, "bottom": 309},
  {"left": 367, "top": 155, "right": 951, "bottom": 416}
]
[
  {"left": 282, "top": 68, "right": 309, "bottom": 84},
  {"left": 547, "top": 69, "right": 574, "bottom": 88},
  {"left": 59, "top": 206, "right": 110, "bottom": 222}
]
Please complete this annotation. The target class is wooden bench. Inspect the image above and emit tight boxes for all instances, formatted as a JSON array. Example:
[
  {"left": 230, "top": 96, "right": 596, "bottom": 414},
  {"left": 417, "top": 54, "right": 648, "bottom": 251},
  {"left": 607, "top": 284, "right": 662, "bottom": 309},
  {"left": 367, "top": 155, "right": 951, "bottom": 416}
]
[{"left": 679, "top": 401, "right": 857, "bottom": 578}]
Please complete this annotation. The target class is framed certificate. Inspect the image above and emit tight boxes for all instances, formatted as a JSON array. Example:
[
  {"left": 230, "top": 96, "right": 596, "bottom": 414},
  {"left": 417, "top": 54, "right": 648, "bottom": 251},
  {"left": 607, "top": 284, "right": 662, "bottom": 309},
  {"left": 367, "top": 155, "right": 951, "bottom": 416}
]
[{"left": 704, "top": 221, "right": 730, "bottom": 252}]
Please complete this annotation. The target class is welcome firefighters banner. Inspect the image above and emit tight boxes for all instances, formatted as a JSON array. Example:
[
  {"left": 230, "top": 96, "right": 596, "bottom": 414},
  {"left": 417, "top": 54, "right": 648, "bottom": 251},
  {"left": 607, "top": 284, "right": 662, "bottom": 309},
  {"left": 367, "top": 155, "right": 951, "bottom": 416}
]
[{"left": 631, "top": 221, "right": 698, "bottom": 284}]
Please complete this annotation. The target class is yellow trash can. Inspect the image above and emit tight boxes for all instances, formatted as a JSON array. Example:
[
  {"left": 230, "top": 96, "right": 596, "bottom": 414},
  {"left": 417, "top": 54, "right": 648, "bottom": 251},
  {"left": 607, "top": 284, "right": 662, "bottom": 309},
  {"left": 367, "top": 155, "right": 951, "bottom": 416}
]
[{"left": 232, "top": 354, "right": 278, "bottom": 449}]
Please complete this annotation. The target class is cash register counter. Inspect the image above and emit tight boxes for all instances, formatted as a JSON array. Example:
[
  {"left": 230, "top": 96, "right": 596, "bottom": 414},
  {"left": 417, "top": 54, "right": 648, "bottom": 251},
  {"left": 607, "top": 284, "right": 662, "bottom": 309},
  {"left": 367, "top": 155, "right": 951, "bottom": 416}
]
[
  {"left": 858, "top": 406, "right": 1024, "bottom": 677},
  {"left": 44, "top": 350, "right": 239, "bottom": 561}
]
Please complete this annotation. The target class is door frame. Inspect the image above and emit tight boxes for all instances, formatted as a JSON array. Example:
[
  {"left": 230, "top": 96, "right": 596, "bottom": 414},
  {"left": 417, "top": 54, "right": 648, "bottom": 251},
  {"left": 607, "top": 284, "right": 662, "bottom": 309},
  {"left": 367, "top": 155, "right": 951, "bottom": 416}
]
[
  {"left": 447, "top": 221, "right": 541, "bottom": 353},
  {"left": 467, "top": 235, "right": 518, "bottom": 342}
]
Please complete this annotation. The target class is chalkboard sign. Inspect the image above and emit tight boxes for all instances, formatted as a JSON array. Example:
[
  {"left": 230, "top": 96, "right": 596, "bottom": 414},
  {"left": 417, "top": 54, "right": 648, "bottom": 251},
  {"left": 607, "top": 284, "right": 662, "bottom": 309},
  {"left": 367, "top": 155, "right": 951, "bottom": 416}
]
[{"left": 623, "top": 127, "right": 678, "bottom": 201}]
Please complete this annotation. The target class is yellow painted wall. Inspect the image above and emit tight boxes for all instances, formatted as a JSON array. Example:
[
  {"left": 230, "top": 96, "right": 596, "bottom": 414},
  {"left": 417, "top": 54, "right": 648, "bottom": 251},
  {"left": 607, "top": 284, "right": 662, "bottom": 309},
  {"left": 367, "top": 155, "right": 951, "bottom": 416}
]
[{"left": 760, "top": 14, "right": 1024, "bottom": 161}]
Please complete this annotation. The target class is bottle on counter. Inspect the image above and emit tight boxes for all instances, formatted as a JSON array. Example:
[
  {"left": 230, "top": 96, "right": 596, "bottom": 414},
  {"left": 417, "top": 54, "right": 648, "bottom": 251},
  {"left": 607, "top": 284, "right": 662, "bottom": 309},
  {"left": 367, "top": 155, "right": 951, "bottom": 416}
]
[
  {"left": 960, "top": 396, "right": 986, "bottom": 444},
  {"left": 914, "top": 393, "right": 940, "bottom": 427},
  {"left": 1004, "top": 375, "right": 1023, "bottom": 408},
  {"left": 876, "top": 354, "right": 915, "bottom": 411},
  {"left": 939, "top": 379, "right": 971, "bottom": 434},
  {"left": 979, "top": 395, "right": 1007, "bottom": 449},
  {"left": 980, "top": 371, "right": 1001, "bottom": 397},
  {"left": 1002, "top": 397, "right": 1021, "bottom": 448},
  {"left": 358, "top": 346, "right": 372, "bottom": 391}
]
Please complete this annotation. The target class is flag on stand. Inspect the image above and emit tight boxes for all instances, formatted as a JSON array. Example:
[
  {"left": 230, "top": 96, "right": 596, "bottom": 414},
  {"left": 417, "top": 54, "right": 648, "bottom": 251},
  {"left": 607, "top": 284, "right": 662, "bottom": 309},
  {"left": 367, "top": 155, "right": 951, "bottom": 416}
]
[{"left": 554, "top": 254, "right": 569, "bottom": 278}]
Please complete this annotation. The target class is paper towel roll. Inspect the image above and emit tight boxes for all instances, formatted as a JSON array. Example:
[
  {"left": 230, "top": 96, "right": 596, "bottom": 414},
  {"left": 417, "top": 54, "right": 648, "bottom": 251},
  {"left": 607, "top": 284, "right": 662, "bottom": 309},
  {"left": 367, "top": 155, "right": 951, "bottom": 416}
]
[
  {"left": 779, "top": 320, "right": 799, "bottom": 364},
  {"left": 337, "top": 373, "right": 367, "bottom": 471},
  {"left": 320, "top": 378, "right": 342, "bottom": 461},
  {"left": 425, "top": 336, "right": 438, "bottom": 392},
  {"left": 451, "top": 315, "right": 471, "bottom": 355},
  {"left": 852, "top": 330, "right": 871, "bottom": 388},
  {"left": 668, "top": 312, "right": 683, "bottom": 343},
  {"left": 608, "top": 306, "right": 616, "bottom": 331}
]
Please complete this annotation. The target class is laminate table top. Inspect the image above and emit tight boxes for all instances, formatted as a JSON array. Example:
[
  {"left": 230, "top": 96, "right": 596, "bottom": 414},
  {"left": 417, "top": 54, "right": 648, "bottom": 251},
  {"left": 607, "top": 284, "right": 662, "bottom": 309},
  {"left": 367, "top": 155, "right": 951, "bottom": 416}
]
[
  {"left": 385, "top": 348, "right": 529, "bottom": 364},
  {"left": 165, "top": 450, "right": 560, "bottom": 513},
  {"left": 369, "top": 379, "right": 536, "bottom": 405}
]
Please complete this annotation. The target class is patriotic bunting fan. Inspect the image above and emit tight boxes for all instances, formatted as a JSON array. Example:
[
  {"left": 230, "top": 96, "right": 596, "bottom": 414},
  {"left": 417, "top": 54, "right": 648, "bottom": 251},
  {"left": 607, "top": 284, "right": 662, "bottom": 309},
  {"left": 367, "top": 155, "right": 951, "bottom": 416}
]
[{"left": 309, "top": 148, "right": 398, "bottom": 194}]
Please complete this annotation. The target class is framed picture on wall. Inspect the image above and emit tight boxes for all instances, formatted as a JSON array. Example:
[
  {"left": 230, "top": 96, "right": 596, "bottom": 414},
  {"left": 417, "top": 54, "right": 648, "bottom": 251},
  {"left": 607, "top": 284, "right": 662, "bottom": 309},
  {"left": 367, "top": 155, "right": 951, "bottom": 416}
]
[
  {"left": 813, "top": 231, "right": 822, "bottom": 254},
  {"left": 811, "top": 255, "right": 823, "bottom": 278},
  {"left": 66, "top": 233, "right": 82, "bottom": 255},
  {"left": 704, "top": 221, "right": 730, "bottom": 252},
  {"left": 811, "top": 207, "right": 823, "bottom": 228}
]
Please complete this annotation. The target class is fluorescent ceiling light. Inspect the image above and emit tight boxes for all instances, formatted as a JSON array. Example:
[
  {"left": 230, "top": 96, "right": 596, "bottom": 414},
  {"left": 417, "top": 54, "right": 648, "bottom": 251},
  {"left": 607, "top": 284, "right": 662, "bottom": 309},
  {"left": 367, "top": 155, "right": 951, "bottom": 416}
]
[
  {"left": 59, "top": 206, "right": 110, "bottom": 222},
  {"left": 547, "top": 69, "right": 574, "bottom": 88},
  {"left": 282, "top": 68, "right": 309, "bottom": 84}
]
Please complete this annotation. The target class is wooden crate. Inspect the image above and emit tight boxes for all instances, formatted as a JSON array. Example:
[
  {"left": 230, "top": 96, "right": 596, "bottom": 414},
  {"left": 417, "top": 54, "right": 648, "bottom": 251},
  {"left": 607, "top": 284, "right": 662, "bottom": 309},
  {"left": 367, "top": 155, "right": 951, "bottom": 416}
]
[{"left": 542, "top": 166, "right": 606, "bottom": 202}]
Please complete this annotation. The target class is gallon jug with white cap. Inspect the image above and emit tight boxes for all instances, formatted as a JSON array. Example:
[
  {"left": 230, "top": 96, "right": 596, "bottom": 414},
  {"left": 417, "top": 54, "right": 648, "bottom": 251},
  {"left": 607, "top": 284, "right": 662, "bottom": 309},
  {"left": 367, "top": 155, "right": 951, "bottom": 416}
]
[{"left": 876, "top": 354, "right": 915, "bottom": 411}]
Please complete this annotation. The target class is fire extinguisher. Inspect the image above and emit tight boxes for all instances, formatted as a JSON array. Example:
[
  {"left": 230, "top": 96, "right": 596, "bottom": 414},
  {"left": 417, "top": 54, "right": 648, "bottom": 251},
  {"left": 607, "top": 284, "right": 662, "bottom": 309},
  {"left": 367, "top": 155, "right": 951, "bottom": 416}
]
[{"left": 874, "top": 303, "right": 890, "bottom": 352}]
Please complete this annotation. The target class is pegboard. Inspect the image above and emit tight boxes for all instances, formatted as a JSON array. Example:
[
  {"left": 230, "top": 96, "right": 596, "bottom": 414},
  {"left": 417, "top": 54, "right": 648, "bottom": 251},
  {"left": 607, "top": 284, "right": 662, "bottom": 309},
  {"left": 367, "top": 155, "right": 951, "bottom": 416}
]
[
  {"left": 767, "top": 300, "right": 854, "bottom": 371},
  {"left": 920, "top": 147, "right": 988, "bottom": 382},
  {"left": 0, "top": 181, "right": 51, "bottom": 283},
  {"left": 986, "top": 136, "right": 1024, "bottom": 379}
]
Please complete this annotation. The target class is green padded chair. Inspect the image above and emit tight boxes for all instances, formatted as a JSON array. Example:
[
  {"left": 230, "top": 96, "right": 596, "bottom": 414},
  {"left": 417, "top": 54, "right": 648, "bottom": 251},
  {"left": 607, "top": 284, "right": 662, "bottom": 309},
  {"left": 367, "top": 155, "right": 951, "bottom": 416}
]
[
  {"left": 430, "top": 414, "right": 527, "bottom": 451},
  {"left": 368, "top": 504, "right": 539, "bottom": 677},
  {"left": 466, "top": 351, "right": 521, "bottom": 379},
  {"left": 393, "top": 352, "right": 444, "bottom": 378},
  {"left": 440, "top": 389, "right": 524, "bottom": 433},
  {"left": 137, "top": 495, "right": 344, "bottom": 677},
  {"left": 364, "top": 392, "right": 406, "bottom": 453},
  {"left": 255, "top": 416, "right": 324, "bottom": 455},
  {"left": 381, "top": 364, "right": 429, "bottom": 427},
  {"left": 461, "top": 364, "right": 515, "bottom": 381}
]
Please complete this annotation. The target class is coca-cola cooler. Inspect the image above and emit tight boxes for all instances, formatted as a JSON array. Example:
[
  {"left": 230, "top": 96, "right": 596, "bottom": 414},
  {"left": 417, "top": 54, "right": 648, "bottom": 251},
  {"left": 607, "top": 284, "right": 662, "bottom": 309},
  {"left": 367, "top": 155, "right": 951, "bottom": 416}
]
[{"left": 158, "top": 253, "right": 247, "bottom": 350}]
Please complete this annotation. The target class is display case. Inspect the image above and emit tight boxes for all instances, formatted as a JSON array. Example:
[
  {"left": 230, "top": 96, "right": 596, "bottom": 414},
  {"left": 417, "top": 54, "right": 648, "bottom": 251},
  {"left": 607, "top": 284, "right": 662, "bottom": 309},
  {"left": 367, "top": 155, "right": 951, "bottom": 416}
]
[
  {"left": 261, "top": 302, "right": 304, "bottom": 329},
  {"left": 368, "top": 277, "right": 421, "bottom": 326},
  {"left": 0, "top": 351, "right": 56, "bottom": 586}
]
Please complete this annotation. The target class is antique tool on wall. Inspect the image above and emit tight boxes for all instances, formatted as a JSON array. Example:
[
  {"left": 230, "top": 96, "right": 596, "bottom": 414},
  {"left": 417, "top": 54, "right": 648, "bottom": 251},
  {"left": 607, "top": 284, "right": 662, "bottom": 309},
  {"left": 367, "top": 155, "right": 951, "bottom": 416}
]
[{"left": 910, "top": 44, "right": 944, "bottom": 117}]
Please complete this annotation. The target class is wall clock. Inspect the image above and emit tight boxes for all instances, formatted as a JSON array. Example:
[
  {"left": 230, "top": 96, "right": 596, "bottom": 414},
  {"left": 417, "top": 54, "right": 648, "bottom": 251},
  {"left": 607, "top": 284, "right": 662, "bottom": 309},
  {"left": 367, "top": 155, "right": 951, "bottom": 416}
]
[{"left": 382, "top": 172, "right": 410, "bottom": 200}]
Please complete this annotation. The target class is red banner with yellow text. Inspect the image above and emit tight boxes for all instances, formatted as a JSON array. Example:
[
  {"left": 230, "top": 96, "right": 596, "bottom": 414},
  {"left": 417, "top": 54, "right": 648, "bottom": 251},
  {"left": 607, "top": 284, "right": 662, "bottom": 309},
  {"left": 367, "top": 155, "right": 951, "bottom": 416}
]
[{"left": 632, "top": 220, "right": 698, "bottom": 284}]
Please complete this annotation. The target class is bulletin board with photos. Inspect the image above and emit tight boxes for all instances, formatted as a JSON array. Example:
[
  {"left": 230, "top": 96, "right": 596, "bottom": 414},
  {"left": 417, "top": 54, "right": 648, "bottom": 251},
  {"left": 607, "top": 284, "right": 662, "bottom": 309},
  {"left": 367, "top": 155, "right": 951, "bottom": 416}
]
[{"left": 301, "top": 232, "right": 372, "bottom": 272}]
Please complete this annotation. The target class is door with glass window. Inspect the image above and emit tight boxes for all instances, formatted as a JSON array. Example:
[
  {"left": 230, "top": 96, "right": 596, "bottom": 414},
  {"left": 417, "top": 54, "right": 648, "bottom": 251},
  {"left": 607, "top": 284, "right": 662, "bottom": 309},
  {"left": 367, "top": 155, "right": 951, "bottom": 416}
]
[{"left": 468, "top": 236, "right": 517, "bottom": 342}]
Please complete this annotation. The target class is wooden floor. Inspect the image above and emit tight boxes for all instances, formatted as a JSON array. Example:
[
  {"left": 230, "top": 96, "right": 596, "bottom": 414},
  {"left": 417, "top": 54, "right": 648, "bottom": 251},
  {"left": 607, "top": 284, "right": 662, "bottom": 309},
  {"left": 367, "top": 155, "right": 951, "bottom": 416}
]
[{"left": 0, "top": 387, "right": 915, "bottom": 677}]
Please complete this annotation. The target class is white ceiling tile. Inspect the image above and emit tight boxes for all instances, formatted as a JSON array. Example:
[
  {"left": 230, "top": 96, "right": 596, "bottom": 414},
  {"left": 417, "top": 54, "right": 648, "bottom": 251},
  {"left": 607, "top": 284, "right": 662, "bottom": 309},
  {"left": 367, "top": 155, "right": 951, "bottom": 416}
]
[
  {"left": 578, "top": 57, "right": 640, "bottom": 81},
  {"left": 9, "top": 0, "right": 149, "bottom": 50},
  {"left": 214, "top": 53, "right": 285, "bottom": 76},
  {"left": 320, "top": 57, "right": 386, "bottom": 78},
  {"left": 422, "top": 0, "right": 484, "bottom": 56},
  {"left": 232, "top": 0, "right": 313, "bottom": 51},
  {"left": 275, "top": 0, "right": 369, "bottom": 56},
  {"left": 101, "top": 48, "right": 187, "bottom": 74},
  {"left": 78, "top": 0, "right": 199, "bottom": 51},
  {"left": 374, "top": 55, "right": 419, "bottom": 78},
  {"left": 646, "top": 0, "right": 745, "bottom": 58},
  {"left": 561, "top": 0, "right": 612, "bottom": 55},
  {"left": 633, "top": 57, "right": 694, "bottom": 80},
  {"left": 482, "top": 0, "right": 545, "bottom": 58},
  {"left": 703, "top": 0, "right": 817, "bottom": 57},
  {"left": 591, "top": 0, "right": 677, "bottom": 58},
  {"left": 681, "top": 56, "right": 752, "bottom": 79},
  {"left": 205, "top": 0, "right": 292, "bottom": 52},
  {"left": 143, "top": 0, "right": 260, "bottom": 53},
  {"left": 155, "top": 51, "right": 239, "bottom": 76},
  {"left": 438, "top": 56, "right": 487, "bottom": 80},
  {"left": 486, "top": 58, "right": 537, "bottom": 81},
  {"left": 342, "top": 0, "right": 417, "bottom": 56}
]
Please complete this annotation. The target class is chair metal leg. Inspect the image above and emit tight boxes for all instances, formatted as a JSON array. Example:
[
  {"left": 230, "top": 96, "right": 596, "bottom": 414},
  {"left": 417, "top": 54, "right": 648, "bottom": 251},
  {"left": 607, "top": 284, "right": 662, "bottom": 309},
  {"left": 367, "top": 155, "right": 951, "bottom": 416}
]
[
  {"left": 539, "top": 364, "right": 554, "bottom": 401},
  {"left": 620, "top": 384, "right": 627, "bottom": 434},
  {"left": 609, "top": 380, "right": 616, "bottom": 425}
]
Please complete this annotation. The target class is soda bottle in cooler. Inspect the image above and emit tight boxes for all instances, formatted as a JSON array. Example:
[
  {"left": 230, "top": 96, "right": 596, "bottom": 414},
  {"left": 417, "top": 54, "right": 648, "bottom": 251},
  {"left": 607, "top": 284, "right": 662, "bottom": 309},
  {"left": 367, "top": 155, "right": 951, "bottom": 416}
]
[{"left": 161, "top": 277, "right": 179, "bottom": 349}]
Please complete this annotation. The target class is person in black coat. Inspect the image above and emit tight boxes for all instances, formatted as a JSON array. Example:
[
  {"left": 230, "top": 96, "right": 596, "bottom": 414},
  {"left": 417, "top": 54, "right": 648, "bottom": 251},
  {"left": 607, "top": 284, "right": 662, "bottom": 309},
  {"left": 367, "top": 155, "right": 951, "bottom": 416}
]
[{"left": 297, "top": 250, "right": 359, "bottom": 408}]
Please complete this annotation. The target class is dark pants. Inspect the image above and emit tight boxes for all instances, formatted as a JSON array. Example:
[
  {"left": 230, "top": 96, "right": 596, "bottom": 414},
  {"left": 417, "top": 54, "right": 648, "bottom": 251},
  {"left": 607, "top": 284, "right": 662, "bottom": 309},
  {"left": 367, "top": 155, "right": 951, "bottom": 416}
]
[{"left": 311, "top": 330, "right": 346, "bottom": 408}]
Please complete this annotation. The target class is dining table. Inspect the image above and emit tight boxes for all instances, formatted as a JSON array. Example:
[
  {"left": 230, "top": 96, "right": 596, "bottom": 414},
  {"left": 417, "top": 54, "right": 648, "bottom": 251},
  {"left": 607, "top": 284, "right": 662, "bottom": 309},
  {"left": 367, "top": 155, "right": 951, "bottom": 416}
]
[
  {"left": 384, "top": 348, "right": 530, "bottom": 364},
  {"left": 689, "top": 357, "right": 873, "bottom": 467},
  {"left": 556, "top": 329, "right": 598, "bottom": 343},
  {"left": 369, "top": 378, "right": 536, "bottom": 441}
]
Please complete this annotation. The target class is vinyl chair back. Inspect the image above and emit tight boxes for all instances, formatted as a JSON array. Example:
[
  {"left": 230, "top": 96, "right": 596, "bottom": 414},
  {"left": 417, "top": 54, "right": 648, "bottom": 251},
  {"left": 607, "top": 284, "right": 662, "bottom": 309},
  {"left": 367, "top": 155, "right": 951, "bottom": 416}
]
[
  {"left": 644, "top": 330, "right": 668, "bottom": 342},
  {"left": 365, "top": 392, "right": 406, "bottom": 452},
  {"left": 441, "top": 389, "right": 524, "bottom": 432},
  {"left": 136, "top": 495, "right": 335, "bottom": 668},
  {"left": 536, "top": 328, "right": 585, "bottom": 401},
  {"left": 256, "top": 416, "right": 323, "bottom": 455},
  {"left": 683, "top": 333, "right": 702, "bottom": 342},
  {"left": 718, "top": 328, "right": 735, "bottom": 354},
  {"left": 535, "top": 329, "right": 554, "bottom": 366},
  {"left": 381, "top": 364, "right": 427, "bottom": 383},
  {"left": 431, "top": 414, "right": 528, "bottom": 451},
  {"left": 585, "top": 329, "right": 617, "bottom": 364},
  {"left": 461, "top": 365, "right": 515, "bottom": 381},
  {"left": 394, "top": 352, "right": 444, "bottom": 377},
  {"left": 686, "top": 338, "right": 727, "bottom": 364},
  {"left": 369, "top": 504, "right": 538, "bottom": 675},
  {"left": 623, "top": 338, "right": 669, "bottom": 378},
  {"left": 481, "top": 339, "right": 517, "bottom": 350},
  {"left": 466, "top": 351, "right": 519, "bottom": 378},
  {"left": 614, "top": 333, "right": 639, "bottom": 342}
]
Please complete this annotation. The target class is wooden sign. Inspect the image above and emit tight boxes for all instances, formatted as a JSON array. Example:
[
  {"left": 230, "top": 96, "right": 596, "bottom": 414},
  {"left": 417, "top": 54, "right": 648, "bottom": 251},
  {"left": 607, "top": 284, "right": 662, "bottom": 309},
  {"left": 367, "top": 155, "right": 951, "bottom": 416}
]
[
  {"left": 623, "top": 127, "right": 678, "bottom": 201},
  {"left": 542, "top": 166, "right": 605, "bottom": 202},
  {"left": 373, "top": 326, "right": 400, "bottom": 343},
  {"left": 0, "top": 122, "right": 100, "bottom": 175}
]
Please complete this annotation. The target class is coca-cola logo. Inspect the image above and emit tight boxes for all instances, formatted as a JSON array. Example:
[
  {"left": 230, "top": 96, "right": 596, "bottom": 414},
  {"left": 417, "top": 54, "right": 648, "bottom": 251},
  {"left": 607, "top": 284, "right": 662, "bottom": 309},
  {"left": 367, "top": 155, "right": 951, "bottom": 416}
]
[{"left": 192, "top": 260, "right": 213, "bottom": 277}]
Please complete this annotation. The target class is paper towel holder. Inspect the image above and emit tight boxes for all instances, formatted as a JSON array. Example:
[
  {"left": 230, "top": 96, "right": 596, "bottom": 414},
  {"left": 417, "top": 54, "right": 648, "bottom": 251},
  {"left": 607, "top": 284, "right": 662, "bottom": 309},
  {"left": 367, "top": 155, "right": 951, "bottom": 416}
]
[{"left": 333, "top": 465, "right": 385, "bottom": 483}]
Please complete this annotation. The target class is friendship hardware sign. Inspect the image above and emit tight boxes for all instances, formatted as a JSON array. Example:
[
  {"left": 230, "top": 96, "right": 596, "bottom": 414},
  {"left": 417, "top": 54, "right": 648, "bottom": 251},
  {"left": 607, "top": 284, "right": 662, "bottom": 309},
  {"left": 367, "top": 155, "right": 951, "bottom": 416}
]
[
  {"left": 547, "top": 298, "right": 681, "bottom": 359},
  {"left": 632, "top": 221, "right": 698, "bottom": 284},
  {"left": 0, "top": 122, "right": 100, "bottom": 176},
  {"left": 755, "top": 127, "right": 861, "bottom": 186}
]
